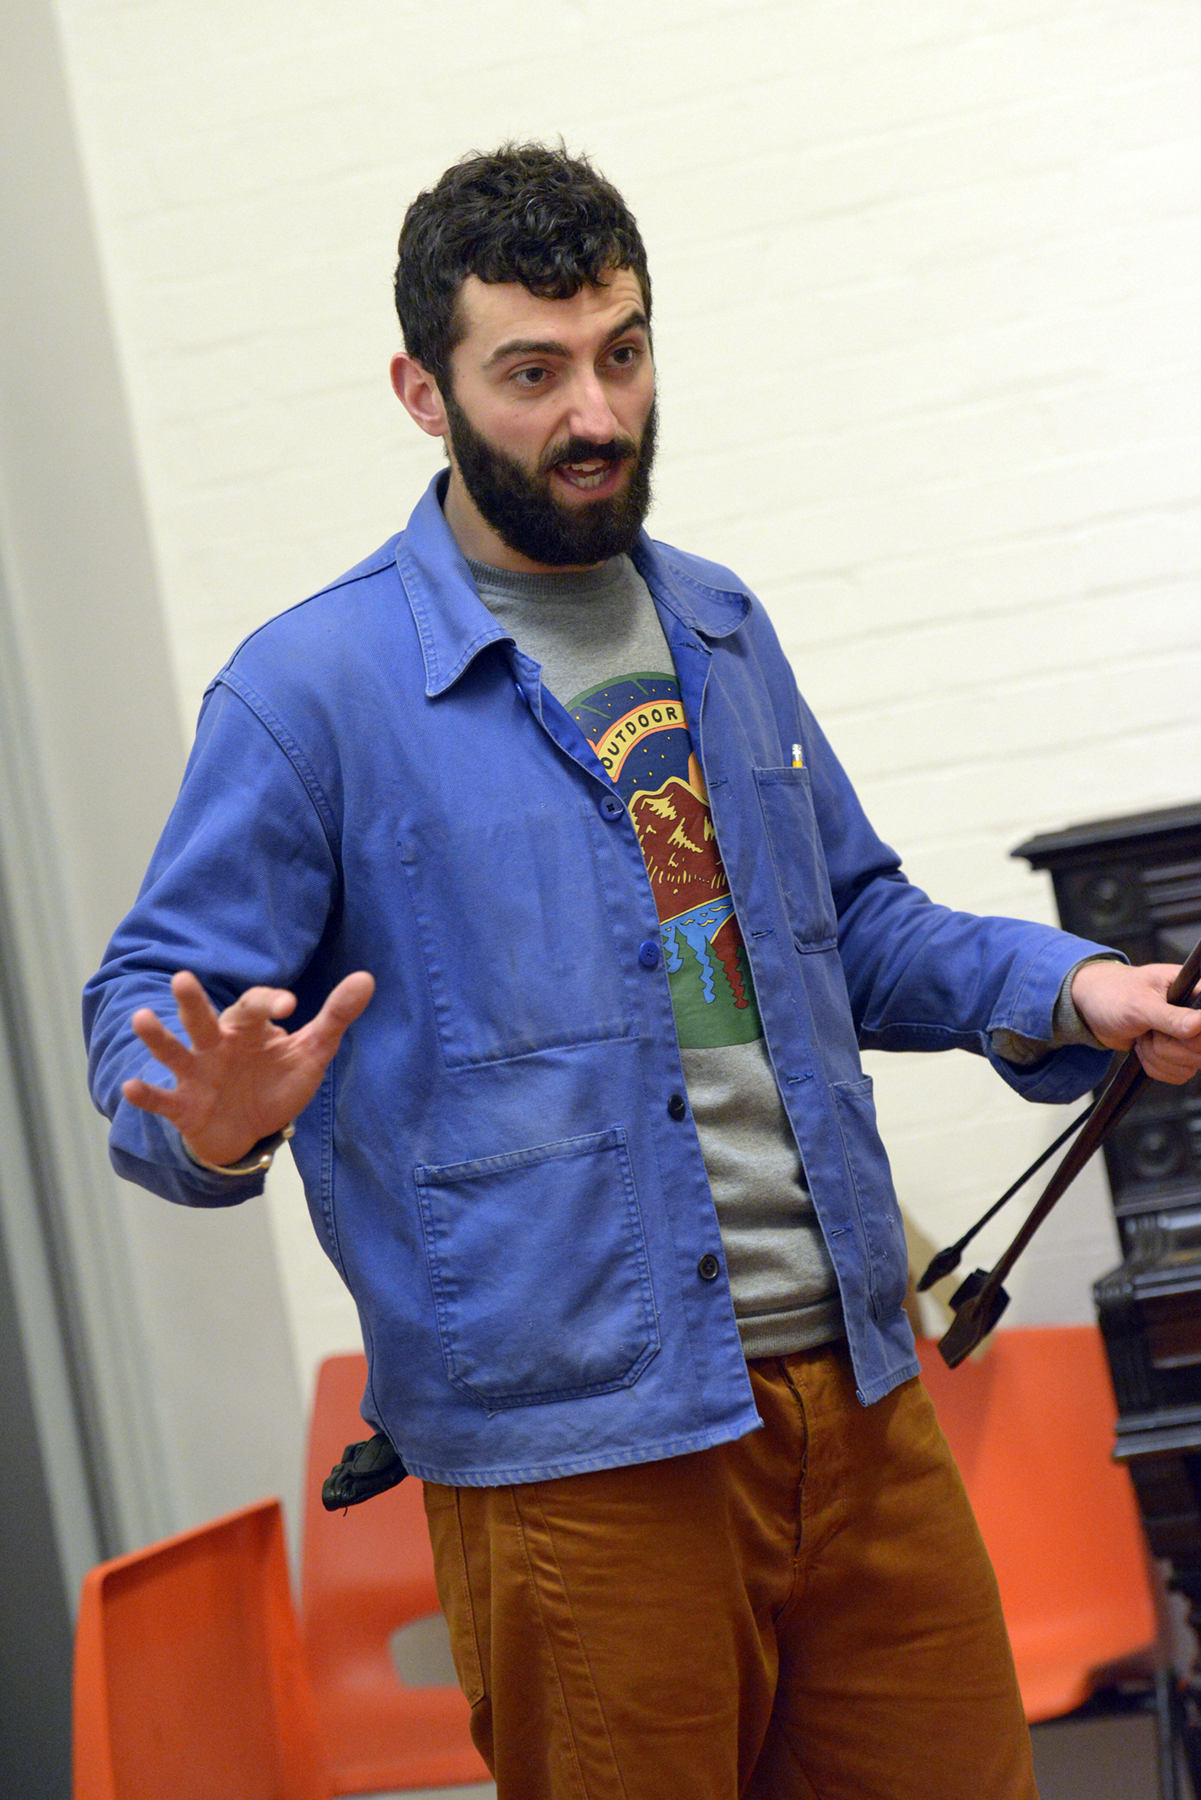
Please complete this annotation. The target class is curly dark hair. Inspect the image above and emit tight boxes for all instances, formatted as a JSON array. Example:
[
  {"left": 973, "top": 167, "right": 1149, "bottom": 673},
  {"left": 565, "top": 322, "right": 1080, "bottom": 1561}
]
[{"left": 394, "top": 143, "right": 651, "bottom": 387}]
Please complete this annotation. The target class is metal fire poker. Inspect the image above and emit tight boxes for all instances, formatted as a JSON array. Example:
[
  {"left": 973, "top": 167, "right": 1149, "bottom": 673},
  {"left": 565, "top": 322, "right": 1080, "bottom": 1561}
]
[{"left": 935, "top": 932, "right": 1201, "bottom": 1369}]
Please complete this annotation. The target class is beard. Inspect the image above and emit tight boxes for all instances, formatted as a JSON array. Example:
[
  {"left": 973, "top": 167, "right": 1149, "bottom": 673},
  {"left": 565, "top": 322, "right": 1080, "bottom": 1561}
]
[{"left": 443, "top": 390, "right": 657, "bottom": 567}]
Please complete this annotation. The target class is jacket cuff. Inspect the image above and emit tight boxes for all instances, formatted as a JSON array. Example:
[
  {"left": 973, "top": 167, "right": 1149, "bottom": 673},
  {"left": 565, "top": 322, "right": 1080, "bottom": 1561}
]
[{"left": 992, "top": 953, "right": 1121, "bottom": 1065}]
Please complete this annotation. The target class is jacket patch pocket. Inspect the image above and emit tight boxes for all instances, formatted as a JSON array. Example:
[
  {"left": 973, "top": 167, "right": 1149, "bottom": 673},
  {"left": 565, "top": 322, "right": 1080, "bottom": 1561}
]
[
  {"left": 754, "top": 767, "right": 838, "bottom": 950},
  {"left": 831, "top": 1076, "right": 908, "bottom": 1321},
  {"left": 414, "top": 1128, "right": 660, "bottom": 1412}
]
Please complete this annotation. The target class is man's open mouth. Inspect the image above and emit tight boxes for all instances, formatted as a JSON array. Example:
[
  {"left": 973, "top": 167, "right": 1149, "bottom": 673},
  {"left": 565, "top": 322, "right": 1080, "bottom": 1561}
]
[{"left": 553, "top": 456, "right": 627, "bottom": 492}]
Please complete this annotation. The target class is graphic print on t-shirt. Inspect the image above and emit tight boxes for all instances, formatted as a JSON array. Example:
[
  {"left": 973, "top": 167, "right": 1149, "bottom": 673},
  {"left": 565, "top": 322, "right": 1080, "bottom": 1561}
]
[{"left": 568, "top": 671, "right": 763, "bottom": 1049}]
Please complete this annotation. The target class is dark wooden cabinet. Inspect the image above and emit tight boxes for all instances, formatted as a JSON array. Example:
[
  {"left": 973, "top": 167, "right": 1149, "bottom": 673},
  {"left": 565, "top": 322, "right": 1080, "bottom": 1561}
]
[{"left": 1015, "top": 802, "right": 1201, "bottom": 1624}]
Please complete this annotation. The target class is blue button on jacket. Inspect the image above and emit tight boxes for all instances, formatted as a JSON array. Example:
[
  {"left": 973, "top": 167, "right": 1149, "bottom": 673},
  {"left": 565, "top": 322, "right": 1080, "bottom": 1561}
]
[{"left": 83, "top": 475, "right": 1114, "bottom": 1485}]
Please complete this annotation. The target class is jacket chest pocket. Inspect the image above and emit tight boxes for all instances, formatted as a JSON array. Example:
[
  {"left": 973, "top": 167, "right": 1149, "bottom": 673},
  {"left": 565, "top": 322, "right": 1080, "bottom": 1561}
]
[
  {"left": 399, "top": 798, "right": 632, "bottom": 1068},
  {"left": 754, "top": 767, "right": 839, "bottom": 950},
  {"left": 414, "top": 1128, "right": 661, "bottom": 1411}
]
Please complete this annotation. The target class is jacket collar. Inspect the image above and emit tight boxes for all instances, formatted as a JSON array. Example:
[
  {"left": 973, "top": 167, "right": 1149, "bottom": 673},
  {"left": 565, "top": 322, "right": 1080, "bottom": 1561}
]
[
  {"left": 394, "top": 474, "right": 509, "bottom": 697},
  {"left": 631, "top": 537, "right": 750, "bottom": 644},
  {"left": 395, "top": 472, "right": 750, "bottom": 697}
]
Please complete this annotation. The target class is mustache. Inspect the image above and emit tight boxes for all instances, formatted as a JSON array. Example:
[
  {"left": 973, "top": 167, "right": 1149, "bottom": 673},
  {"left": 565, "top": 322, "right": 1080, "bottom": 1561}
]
[{"left": 539, "top": 435, "right": 638, "bottom": 476}]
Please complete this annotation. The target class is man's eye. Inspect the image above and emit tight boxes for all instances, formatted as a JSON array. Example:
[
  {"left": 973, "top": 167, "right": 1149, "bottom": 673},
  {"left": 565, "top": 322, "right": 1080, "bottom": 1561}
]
[{"left": 512, "top": 367, "right": 549, "bottom": 388}]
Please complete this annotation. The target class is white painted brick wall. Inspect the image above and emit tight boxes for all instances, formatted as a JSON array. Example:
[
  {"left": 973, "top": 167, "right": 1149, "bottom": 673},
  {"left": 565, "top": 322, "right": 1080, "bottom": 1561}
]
[{"left": 52, "top": 0, "right": 1201, "bottom": 1389}]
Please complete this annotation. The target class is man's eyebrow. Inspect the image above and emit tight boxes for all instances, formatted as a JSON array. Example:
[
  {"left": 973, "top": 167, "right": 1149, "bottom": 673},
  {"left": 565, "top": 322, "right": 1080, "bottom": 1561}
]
[
  {"left": 602, "top": 308, "right": 651, "bottom": 348},
  {"left": 483, "top": 335, "right": 570, "bottom": 368},
  {"left": 482, "top": 309, "right": 650, "bottom": 370}
]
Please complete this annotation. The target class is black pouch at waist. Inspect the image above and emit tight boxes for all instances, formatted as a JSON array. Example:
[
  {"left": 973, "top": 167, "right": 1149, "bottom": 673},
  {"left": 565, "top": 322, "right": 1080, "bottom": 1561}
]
[{"left": 321, "top": 1432, "right": 408, "bottom": 1510}]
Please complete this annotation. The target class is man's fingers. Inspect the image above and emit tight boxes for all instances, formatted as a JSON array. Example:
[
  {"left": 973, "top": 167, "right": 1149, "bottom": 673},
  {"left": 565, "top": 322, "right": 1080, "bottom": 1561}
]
[
  {"left": 130, "top": 1007, "right": 194, "bottom": 1075},
  {"left": 122, "top": 1074, "right": 184, "bottom": 1119},
  {"left": 1141, "top": 983, "right": 1201, "bottom": 1043},
  {"left": 1162, "top": 1002, "right": 1201, "bottom": 1039},
  {"left": 1073, "top": 962, "right": 1201, "bottom": 1053},
  {"left": 310, "top": 971, "right": 375, "bottom": 1045},
  {"left": 219, "top": 986, "right": 299, "bottom": 1030},
  {"left": 171, "top": 971, "right": 223, "bottom": 1051},
  {"left": 1137, "top": 1030, "right": 1201, "bottom": 1085},
  {"left": 126, "top": 973, "right": 368, "bottom": 1144}
]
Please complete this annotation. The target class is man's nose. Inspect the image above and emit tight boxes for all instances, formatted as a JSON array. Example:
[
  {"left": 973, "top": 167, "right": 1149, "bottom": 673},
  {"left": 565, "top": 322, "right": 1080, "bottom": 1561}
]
[{"left": 564, "top": 372, "right": 621, "bottom": 443}]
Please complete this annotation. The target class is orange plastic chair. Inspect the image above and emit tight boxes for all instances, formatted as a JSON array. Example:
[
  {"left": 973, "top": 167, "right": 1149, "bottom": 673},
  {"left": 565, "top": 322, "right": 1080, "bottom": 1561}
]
[
  {"left": 73, "top": 1497, "right": 329, "bottom": 1800},
  {"left": 916, "top": 1325, "right": 1159, "bottom": 1719},
  {"left": 300, "top": 1352, "right": 490, "bottom": 1794}
]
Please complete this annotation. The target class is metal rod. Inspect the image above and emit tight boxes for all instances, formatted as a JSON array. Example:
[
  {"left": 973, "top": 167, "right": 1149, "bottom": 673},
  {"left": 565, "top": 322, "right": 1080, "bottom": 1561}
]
[{"left": 939, "top": 935, "right": 1201, "bottom": 1368}]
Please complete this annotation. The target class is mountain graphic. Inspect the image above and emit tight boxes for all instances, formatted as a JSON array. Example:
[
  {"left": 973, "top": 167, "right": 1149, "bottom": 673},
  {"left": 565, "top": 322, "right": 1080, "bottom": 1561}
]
[{"left": 629, "top": 776, "right": 749, "bottom": 1009}]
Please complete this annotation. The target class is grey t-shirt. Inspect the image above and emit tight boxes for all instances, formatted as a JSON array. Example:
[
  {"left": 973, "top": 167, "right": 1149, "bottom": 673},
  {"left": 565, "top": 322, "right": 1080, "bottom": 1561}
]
[{"left": 468, "top": 552, "right": 843, "bottom": 1357}]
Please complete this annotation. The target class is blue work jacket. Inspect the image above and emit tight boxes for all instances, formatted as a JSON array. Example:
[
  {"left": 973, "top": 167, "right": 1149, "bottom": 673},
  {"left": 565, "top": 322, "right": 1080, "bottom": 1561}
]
[{"left": 84, "top": 475, "right": 1113, "bottom": 1485}]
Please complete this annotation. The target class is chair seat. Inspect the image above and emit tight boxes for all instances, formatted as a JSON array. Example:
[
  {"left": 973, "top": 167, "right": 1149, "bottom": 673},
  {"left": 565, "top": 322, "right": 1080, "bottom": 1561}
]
[{"left": 916, "top": 1325, "right": 1158, "bottom": 1724}]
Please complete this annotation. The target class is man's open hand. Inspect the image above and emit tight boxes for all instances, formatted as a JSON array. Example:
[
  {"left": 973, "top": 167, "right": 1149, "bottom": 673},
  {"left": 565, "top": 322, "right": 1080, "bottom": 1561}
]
[
  {"left": 1071, "top": 960, "right": 1201, "bottom": 1085},
  {"left": 122, "top": 969, "right": 375, "bottom": 1168}
]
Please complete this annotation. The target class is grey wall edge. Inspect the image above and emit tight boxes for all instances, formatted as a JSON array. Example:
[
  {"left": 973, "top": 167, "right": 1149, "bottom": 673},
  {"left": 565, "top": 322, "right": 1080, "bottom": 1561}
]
[{"left": 0, "top": 0, "right": 304, "bottom": 1592}]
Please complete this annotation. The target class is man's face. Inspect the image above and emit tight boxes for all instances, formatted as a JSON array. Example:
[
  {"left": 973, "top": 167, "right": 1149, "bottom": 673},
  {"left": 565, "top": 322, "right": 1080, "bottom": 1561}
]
[{"left": 438, "top": 269, "right": 656, "bottom": 570}]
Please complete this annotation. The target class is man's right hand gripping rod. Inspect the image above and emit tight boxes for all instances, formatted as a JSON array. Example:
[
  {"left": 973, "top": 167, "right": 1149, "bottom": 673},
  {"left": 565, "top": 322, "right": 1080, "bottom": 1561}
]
[{"left": 937, "top": 933, "right": 1201, "bottom": 1370}]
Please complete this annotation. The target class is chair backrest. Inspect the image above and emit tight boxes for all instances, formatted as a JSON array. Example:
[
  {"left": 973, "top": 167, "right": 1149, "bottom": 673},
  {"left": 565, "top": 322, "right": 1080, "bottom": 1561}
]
[
  {"left": 73, "top": 1497, "right": 328, "bottom": 1800},
  {"left": 299, "top": 1352, "right": 488, "bottom": 1793},
  {"left": 917, "top": 1324, "right": 1158, "bottom": 1720}
]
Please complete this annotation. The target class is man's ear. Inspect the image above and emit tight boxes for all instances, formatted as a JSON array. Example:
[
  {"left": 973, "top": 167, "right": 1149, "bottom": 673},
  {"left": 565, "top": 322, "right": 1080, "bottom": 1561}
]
[{"left": 391, "top": 352, "right": 449, "bottom": 438}]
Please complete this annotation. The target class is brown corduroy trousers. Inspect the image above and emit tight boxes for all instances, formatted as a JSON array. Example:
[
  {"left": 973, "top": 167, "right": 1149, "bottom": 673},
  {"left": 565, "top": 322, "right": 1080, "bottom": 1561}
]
[{"left": 423, "top": 1343, "right": 1036, "bottom": 1800}]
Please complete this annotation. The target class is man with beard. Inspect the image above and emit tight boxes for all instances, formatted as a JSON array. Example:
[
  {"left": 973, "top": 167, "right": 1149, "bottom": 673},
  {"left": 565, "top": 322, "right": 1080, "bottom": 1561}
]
[{"left": 84, "top": 145, "right": 1201, "bottom": 1800}]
